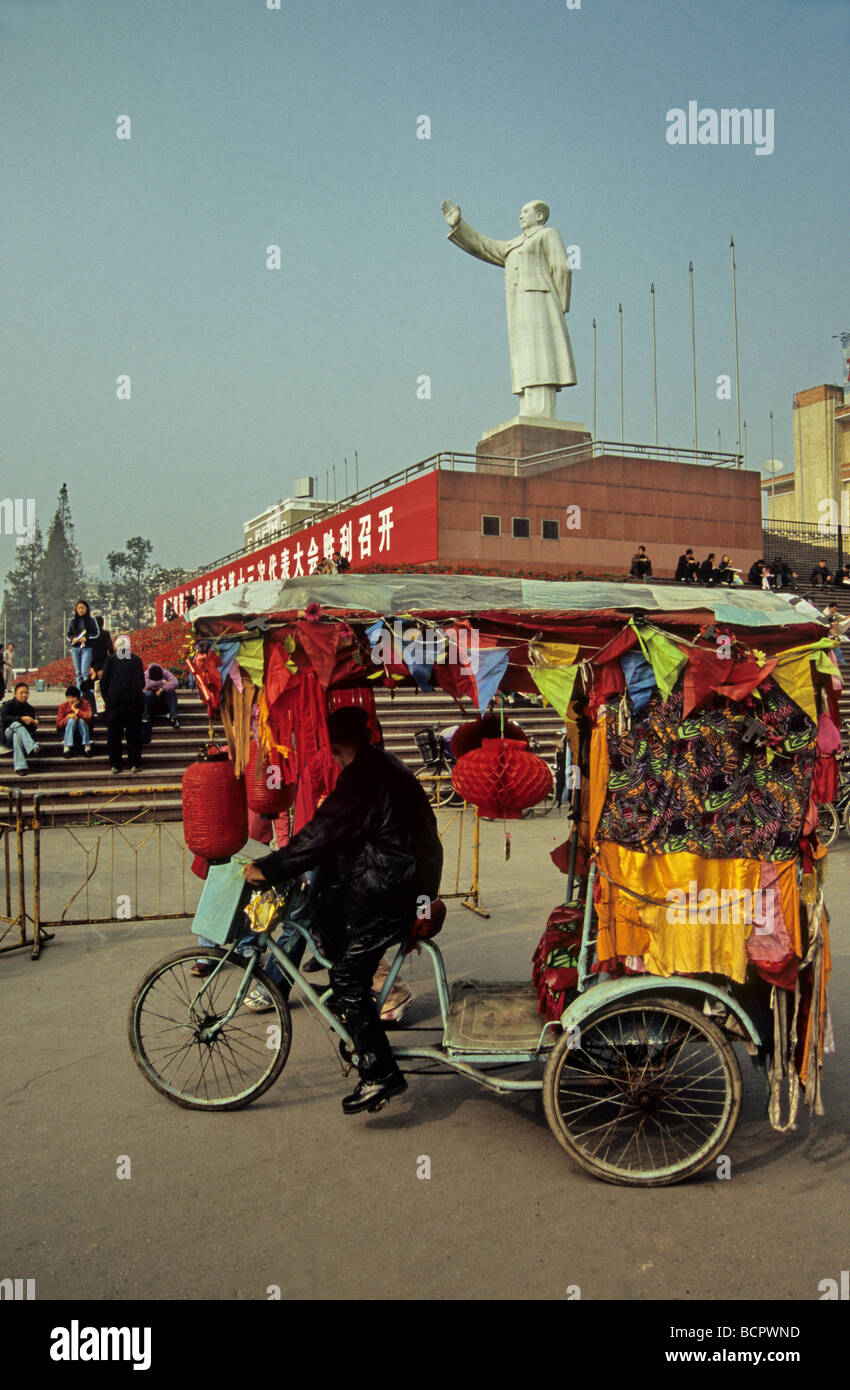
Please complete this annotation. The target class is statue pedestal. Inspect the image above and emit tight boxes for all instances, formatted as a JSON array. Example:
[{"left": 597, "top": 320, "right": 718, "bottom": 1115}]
[{"left": 476, "top": 417, "right": 591, "bottom": 469}]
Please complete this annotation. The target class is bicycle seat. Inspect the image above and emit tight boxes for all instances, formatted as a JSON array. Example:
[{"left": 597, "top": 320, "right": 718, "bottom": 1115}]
[{"left": 404, "top": 898, "right": 446, "bottom": 955}]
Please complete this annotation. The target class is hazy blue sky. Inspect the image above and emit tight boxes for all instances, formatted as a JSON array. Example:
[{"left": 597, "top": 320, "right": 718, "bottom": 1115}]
[{"left": 3, "top": 0, "right": 848, "bottom": 575}]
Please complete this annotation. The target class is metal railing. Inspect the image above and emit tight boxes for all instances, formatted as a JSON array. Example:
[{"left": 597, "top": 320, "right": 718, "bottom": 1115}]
[{"left": 173, "top": 440, "right": 745, "bottom": 587}]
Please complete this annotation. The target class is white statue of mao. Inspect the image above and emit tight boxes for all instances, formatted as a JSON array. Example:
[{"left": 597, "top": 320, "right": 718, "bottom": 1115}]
[{"left": 441, "top": 199, "right": 577, "bottom": 419}]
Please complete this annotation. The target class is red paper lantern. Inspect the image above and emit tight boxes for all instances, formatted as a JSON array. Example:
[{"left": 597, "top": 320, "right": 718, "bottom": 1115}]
[
  {"left": 246, "top": 741, "right": 295, "bottom": 817},
  {"left": 182, "top": 754, "right": 248, "bottom": 860},
  {"left": 450, "top": 715, "right": 528, "bottom": 760},
  {"left": 452, "top": 738, "right": 553, "bottom": 819}
]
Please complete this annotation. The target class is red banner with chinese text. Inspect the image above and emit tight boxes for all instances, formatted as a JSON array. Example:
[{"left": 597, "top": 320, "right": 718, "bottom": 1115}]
[{"left": 157, "top": 473, "right": 439, "bottom": 622}]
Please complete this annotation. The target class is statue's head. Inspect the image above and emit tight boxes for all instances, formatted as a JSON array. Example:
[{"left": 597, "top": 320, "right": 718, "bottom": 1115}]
[{"left": 519, "top": 201, "right": 549, "bottom": 230}]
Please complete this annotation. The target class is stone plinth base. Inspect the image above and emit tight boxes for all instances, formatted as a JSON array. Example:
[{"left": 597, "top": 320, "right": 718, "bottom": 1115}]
[{"left": 476, "top": 418, "right": 592, "bottom": 469}]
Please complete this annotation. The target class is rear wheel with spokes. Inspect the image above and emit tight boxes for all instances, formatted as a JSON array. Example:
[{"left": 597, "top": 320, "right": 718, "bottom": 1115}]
[
  {"left": 128, "top": 947, "right": 291, "bottom": 1110},
  {"left": 818, "top": 802, "right": 839, "bottom": 849},
  {"left": 543, "top": 996, "right": 742, "bottom": 1186}
]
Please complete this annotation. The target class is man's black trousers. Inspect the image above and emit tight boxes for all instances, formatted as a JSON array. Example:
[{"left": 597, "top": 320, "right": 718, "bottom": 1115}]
[
  {"left": 319, "top": 904, "right": 410, "bottom": 1082},
  {"left": 106, "top": 703, "right": 143, "bottom": 770}
]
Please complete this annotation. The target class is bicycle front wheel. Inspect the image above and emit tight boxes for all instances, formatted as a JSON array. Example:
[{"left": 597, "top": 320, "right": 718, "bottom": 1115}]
[{"left": 128, "top": 947, "right": 291, "bottom": 1110}]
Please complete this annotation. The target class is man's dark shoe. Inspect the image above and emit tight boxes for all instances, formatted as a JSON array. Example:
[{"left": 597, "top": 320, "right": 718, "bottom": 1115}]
[
  {"left": 341, "top": 1072, "right": 407, "bottom": 1115},
  {"left": 303, "top": 955, "right": 327, "bottom": 974}
]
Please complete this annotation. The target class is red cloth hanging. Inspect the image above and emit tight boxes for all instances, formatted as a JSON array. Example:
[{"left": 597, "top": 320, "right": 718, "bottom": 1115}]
[
  {"left": 682, "top": 649, "right": 775, "bottom": 717},
  {"left": 297, "top": 620, "right": 343, "bottom": 688}
]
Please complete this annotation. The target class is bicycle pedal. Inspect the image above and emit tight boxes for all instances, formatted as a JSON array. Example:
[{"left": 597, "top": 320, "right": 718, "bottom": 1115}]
[{"left": 368, "top": 1098, "right": 390, "bottom": 1113}]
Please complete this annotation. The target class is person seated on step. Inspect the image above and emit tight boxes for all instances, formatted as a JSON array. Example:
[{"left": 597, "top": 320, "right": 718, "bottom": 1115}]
[
  {"left": 243, "top": 705, "right": 443, "bottom": 1116},
  {"left": 56, "top": 685, "right": 93, "bottom": 758},
  {"left": 142, "top": 663, "right": 180, "bottom": 730},
  {"left": 0, "top": 681, "right": 40, "bottom": 776}
]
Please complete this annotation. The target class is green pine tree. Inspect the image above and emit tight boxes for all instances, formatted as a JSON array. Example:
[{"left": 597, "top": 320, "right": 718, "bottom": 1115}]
[
  {"left": 38, "top": 484, "right": 85, "bottom": 661},
  {"left": 106, "top": 537, "right": 154, "bottom": 629},
  {"left": 1, "top": 522, "right": 46, "bottom": 670}
]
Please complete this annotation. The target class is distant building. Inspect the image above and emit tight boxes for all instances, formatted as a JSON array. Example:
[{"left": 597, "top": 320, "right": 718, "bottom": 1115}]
[
  {"left": 761, "top": 384, "right": 850, "bottom": 524},
  {"left": 243, "top": 478, "right": 332, "bottom": 550}
]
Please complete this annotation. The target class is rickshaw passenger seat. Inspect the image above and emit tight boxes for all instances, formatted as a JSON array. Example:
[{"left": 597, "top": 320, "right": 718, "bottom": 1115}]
[{"left": 403, "top": 898, "right": 446, "bottom": 955}]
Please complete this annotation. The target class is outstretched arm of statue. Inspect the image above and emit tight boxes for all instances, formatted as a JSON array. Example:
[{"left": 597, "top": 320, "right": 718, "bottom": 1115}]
[{"left": 440, "top": 200, "right": 508, "bottom": 268}]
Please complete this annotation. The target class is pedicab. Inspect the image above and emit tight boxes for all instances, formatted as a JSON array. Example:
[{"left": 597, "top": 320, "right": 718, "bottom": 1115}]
[{"left": 128, "top": 575, "right": 837, "bottom": 1185}]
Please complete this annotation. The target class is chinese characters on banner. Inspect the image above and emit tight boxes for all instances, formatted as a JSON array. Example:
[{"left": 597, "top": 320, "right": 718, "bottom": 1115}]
[{"left": 157, "top": 473, "right": 438, "bottom": 622}]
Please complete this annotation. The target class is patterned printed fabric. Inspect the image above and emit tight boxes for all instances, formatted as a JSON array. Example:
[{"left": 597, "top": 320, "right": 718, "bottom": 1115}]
[
  {"left": 598, "top": 680, "right": 816, "bottom": 861},
  {"left": 532, "top": 905, "right": 583, "bottom": 1020}
]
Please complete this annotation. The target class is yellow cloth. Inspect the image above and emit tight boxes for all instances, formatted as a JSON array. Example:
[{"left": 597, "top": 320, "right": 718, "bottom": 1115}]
[
  {"left": 530, "top": 641, "right": 581, "bottom": 667},
  {"left": 595, "top": 842, "right": 798, "bottom": 983},
  {"left": 237, "top": 637, "right": 265, "bottom": 688},
  {"left": 588, "top": 711, "right": 609, "bottom": 846},
  {"left": 771, "top": 650, "right": 817, "bottom": 724},
  {"left": 219, "top": 677, "right": 256, "bottom": 776},
  {"left": 531, "top": 666, "right": 578, "bottom": 719}
]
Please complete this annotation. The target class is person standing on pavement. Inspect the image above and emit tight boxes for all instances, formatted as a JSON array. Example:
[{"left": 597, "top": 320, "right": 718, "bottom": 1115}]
[
  {"left": 100, "top": 636, "right": 145, "bottom": 774},
  {"left": 0, "top": 682, "right": 40, "bottom": 775},
  {"left": 3, "top": 642, "right": 15, "bottom": 693}
]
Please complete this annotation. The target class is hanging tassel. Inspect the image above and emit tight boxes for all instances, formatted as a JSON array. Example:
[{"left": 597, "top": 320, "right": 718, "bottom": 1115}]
[{"left": 505, "top": 828, "right": 511, "bottom": 860}]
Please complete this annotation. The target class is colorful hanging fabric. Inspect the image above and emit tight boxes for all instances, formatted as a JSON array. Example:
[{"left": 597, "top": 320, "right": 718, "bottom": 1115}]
[
  {"left": 620, "top": 649, "right": 656, "bottom": 713},
  {"left": 532, "top": 905, "right": 584, "bottom": 1021},
  {"left": 297, "top": 619, "right": 342, "bottom": 688},
  {"left": 681, "top": 648, "right": 776, "bottom": 717},
  {"left": 237, "top": 637, "right": 265, "bottom": 688},
  {"left": 216, "top": 639, "right": 241, "bottom": 685},
  {"left": 530, "top": 665, "right": 579, "bottom": 720},
  {"left": 630, "top": 621, "right": 688, "bottom": 702},
  {"left": 598, "top": 681, "right": 816, "bottom": 861},
  {"left": 474, "top": 648, "right": 511, "bottom": 712}
]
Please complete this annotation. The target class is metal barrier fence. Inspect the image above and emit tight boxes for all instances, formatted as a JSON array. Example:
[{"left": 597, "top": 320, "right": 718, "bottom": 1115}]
[
  {"left": 1, "top": 785, "right": 492, "bottom": 959},
  {"left": 0, "top": 791, "right": 29, "bottom": 956}
]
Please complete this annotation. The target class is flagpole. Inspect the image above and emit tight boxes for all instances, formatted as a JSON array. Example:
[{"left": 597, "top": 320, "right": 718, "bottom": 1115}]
[
  {"left": 618, "top": 303, "right": 624, "bottom": 449},
  {"left": 592, "top": 318, "right": 597, "bottom": 439},
  {"left": 689, "top": 261, "right": 698, "bottom": 452},
  {"left": 650, "top": 283, "right": 659, "bottom": 447},
  {"left": 731, "top": 236, "right": 742, "bottom": 467},
  {"left": 769, "top": 409, "right": 775, "bottom": 524}
]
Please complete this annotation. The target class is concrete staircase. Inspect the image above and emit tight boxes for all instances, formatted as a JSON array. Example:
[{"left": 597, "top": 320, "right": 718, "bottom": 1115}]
[{"left": 0, "top": 689, "right": 567, "bottom": 825}]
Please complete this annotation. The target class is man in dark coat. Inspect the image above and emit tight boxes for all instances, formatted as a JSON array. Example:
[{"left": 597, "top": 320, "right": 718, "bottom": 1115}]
[
  {"left": 100, "top": 636, "right": 145, "bottom": 774},
  {"left": 244, "top": 706, "right": 443, "bottom": 1114},
  {"left": 675, "top": 549, "right": 698, "bottom": 582}
]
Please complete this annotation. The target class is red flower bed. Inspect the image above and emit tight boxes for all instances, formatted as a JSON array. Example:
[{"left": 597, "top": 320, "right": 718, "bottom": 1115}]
[{"left": 20, "top": 621, "right": 193, "bottom": 689}]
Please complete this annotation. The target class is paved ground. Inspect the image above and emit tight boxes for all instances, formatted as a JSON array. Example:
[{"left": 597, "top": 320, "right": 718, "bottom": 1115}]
[{"left": 2, "top": 810, "right": 849, "bottom": 1302}]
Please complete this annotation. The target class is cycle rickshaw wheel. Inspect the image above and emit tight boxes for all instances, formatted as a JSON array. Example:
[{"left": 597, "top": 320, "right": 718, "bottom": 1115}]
[
  {"left": 818, "top": 802, "right": 839, "bottom": 849},
  {"left": 542, "top": 996, "right": 742, "bottom": 1187},
  {"left": 128, "top": 948, "right": 292, "bottom": 1110}
]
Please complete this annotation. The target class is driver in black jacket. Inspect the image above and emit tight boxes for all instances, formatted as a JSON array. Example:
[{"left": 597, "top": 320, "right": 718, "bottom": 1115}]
[{"left": 244, "top": 705, "right": 443, "bottom": 1114}]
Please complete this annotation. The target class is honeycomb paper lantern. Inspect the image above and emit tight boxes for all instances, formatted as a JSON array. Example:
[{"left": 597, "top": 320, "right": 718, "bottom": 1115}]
[
  {"left": 452, "top": 738, "right": 553, "bottom": 819},
  {"left": 450, "top": 715, "right": 528, "bottom": 760}
]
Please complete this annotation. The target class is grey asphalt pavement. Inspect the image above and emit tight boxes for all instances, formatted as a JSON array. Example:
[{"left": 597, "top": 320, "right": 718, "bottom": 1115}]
[{"left": 2, "top": 812, "right": 848, "bottom": 1301}]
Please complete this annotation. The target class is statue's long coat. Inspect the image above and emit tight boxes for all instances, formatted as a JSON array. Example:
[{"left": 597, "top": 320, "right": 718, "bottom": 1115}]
[{"left": 448, "top": 218, "right": 577, "bottom": 393}]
